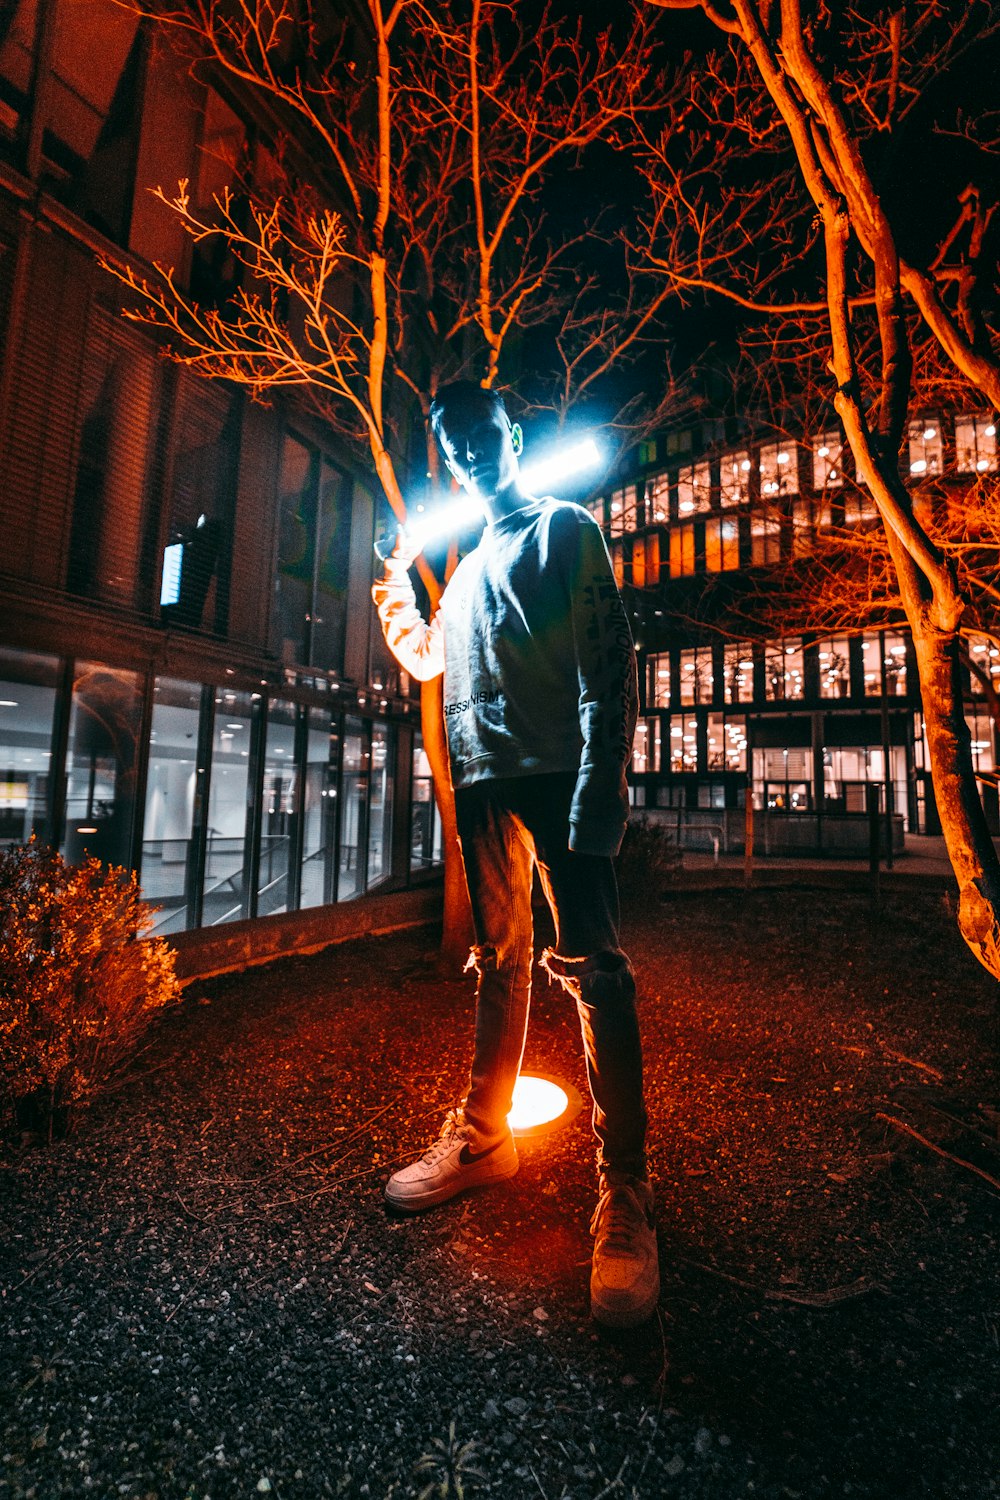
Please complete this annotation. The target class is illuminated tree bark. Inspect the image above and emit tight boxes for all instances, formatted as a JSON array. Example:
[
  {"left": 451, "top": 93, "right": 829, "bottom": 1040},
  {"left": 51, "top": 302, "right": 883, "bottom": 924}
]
[{"left": 641, "top": 0, "right": 1000, "bottom": 978}]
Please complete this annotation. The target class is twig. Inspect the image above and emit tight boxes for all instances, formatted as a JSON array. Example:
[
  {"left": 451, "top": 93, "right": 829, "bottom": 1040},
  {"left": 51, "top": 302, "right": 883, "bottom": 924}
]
[
  {"left": 882, "top": 1049, "right": 944, "bottom": 1081},
  {"left": 263, "top": 1158, "right": 405, "bottom": 1209},
  {"left": 677, "top": 1256, "right": 875, "bottom": 1305},
  {"left": 257, "top": 1095, "right": 402, "bottom": 1182},
  {"left": 632, "top": 1308, "right": 671, "bottom": 1493},
  {"left": 175, "top": 1193, "right": 210, "bottom": 1224},
  {"left": 767, "top": 1278, "right": 875, "bottom": 1307},
  {"left": 164, "top": 1242, "right": 221, "bottom": 1324},
  {"left": 591, "top": 1454, "right": 629, "bottom": 1499},
  {"left": 528, "top": 1464, "right": 549, "bottom": 1498},
  {"left": 877, "top": 1112, "right": 1000, "bottom": 1195},
  {"left": 902, "top": 1097, "right": 1000, "bottom": 1151},
  {"left": 12, "top": 1238, "right": 86, "bottom": 1291}
]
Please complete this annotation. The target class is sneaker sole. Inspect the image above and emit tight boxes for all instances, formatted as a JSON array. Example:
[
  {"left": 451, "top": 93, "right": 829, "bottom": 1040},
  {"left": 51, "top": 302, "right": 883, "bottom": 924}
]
[
  {"left": 384, "top": 1155, "right": 519, "bottom": 1213},
  {"left": 591, "top": 1276, "right": 661, "bottom": 1329}
]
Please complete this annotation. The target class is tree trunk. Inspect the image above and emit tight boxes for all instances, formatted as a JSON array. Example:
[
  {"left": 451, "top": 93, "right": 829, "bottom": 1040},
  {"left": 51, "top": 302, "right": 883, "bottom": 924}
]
[
  {"left": 420, "top": 675, "right": 474, "bottom": 973},
  {"left": 909, "top": 618, "right": 1000, "bottom": 979}
]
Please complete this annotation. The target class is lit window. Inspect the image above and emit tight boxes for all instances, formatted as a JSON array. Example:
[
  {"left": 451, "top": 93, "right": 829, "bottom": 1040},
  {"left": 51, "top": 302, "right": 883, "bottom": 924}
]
[
  {"left": 679, "top": 646, "right": 714, "bottom": 705},
  {"left": 720, "top": 450, "right": 751, "bottom": 506},
  {"left": 677, "top": 460, "right": 712, "bottom": 516},
  {"left": 641, "top": 533, "right": 660, "bottom": 587},
  {"left": 631, "top": 537, "right": 646, "bottom": 589},
  {"left": 791, "top": 492, "right": 833, "bottom": 552},
  {"left": 759, "top": 441, "right": 798, "bottom": 497},
  {"left": 861, "top": 630, "right": 907, "bottom": 697},
  {"left": 908, "top": 418, "right": 942, "bottom": 477},
  {"left": 764, "top": 639, "right": 804, "bottom": 701},
  {"left": 965, "top": 707, "right": 995, "bottom": 774},
  {"left": 967, "top": 632, "right": 1000, "bottom": 695},
  {"left": 609, "top": 484, "right": 639, "bottom": 538},
  {"left": 669, "top": 522, "right": 695, "bottom": 577},
  {"left": 812, "top": 429, "right": 844, "bottom": 490},
  {"left": 705, "top": 516, "right": 740, "bottom": 572},
  {"left": 723, "top": 643, "right": 754, "bottom": 703},
  {"left": 647, "top": 652, "right": 670, "bottom": 709},
  {"left": 631, "top": 719, "right": 660, "bottom": 775},
  {"left": 844, "top": 481, "right": 877, "bottom": 526},
  {"left": 750, "top": 506, "right": 782, "bottom": 565},
  {"left": 611, "top": 542, "right": 624, "bottom": 588},
  {"left": 954, "top": 414, "right": 998, "bottom": 474},
  {"left": 707, "top": 712, "right": 747, "bottom": 772},
  {"left": 669, "top": 716, "right": 698, "bottom": 771},
  {"left": 817, "top": 636, "right": 851, "bottom": 698},
  {"left": 647, "top": 472, "right": 671, "bottom": 523}
]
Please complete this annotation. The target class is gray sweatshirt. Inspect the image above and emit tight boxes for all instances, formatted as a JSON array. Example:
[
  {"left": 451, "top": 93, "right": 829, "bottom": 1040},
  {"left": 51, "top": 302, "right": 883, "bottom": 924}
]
[{"left": 372, "top": 498, "right": 637, "bottom": 857}]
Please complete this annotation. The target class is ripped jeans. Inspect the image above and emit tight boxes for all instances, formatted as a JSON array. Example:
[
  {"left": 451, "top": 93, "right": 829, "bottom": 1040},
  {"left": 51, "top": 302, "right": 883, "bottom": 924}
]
[{"left": 454, "top": 772, "right": 647, "bottom": 1177}]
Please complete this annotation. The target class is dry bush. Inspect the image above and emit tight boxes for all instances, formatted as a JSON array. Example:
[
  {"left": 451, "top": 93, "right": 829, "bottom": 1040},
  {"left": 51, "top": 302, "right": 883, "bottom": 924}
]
[
  {"left": 0, "top": 842, "right": 180, "bottom": 1140},
  {"left": 615, "top": 816, "right": 682, "bottom": 902}
]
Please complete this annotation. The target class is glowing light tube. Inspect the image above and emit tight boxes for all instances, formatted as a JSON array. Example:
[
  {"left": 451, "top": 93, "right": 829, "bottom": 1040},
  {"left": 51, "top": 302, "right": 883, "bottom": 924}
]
[
  {"left": 374, "top": 434, "right": 602, "bottom": 560},
  {"left": 520, "top": 435, "right": 602, "bottom": 494}
]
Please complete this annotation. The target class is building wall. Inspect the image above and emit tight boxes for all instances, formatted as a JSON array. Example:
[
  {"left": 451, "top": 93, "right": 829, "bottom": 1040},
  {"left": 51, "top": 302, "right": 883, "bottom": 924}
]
[
  {"left": 0, "top": 0, "right": 441, "bottom": 929},
  {"left": 589, "top": 417, "right": 1000, "bottom": 836}
]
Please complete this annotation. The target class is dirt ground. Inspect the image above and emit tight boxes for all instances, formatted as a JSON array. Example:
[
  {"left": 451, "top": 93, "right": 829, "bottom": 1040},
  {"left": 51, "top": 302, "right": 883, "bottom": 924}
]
[{"left": 1, "top": 883, "right": 998, "bottom": 1500}]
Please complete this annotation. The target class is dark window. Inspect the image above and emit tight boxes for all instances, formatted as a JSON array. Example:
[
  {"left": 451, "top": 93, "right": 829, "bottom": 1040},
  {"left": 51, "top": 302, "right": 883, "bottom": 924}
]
[
  {"left": 274, "top": 433, "right": 353, "bottom": 671},
  {"left": 160, "top": 379, "right": 239, "bottom": 634},
  {"left": 67, "top": 307, "right": 161, "bottom": 608},
  {"left": 42, "top": 0, "right": 144, "bottom": 243}
]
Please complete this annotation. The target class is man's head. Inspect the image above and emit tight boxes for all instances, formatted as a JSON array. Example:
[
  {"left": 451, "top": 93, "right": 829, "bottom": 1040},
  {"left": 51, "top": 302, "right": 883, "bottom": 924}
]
[{"left": 429, "top": 381, "right": 524, "bottom": 510}]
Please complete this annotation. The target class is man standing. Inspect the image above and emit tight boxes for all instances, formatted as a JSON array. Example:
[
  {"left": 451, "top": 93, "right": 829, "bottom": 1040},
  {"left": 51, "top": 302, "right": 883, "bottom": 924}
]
[{"left": 372, "top": 382, "right": 658, "bottom": 1328}]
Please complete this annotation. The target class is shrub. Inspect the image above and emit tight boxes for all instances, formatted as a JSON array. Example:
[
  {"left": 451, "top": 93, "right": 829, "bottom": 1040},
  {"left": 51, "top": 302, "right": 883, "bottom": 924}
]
[
  {"left": 0, "top": 841, "right": 180, "bottom": 1140},
  {"left": 615, "top": 815, "right": 682, "bottom": 901}
]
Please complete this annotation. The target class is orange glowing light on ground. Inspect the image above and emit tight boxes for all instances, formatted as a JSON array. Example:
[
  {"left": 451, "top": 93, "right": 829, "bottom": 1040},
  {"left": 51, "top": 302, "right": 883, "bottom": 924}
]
[{"left": 507, "top": 1074, "right": 583, "bottom": 1138}]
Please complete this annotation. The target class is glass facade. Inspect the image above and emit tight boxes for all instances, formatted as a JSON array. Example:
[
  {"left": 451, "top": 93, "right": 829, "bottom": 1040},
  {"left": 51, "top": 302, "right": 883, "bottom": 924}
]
[
  {"left": 723, "top": 644, "right": 753, "bottom": 704},
  {"left": 0, "top": 649, "right": 59, "bottom": 848},
  {"left": 410, "top": 732, "right": 441, "bottom": 874},
  {"left": 764, "top": 639, "right": 804, "bottom": 701},
  {"left": 818, "top": 637, "right": 852, "bottom": 698},
  {"left": 259, "top": 698, "right": 298, "bottom": 916},
  {"left": 0, "top": 646, "right": 424, "bottom": 933},
  {"left": 721, "top": 450, "right": 751, "bottom": 506},
  {"left": 203, "top": 688, "right": 255, "bottom": 925},
  {"left": 955, "top": 415, "right": 997, "bottom": 474},
  {"left": 63, "top": 661, "right": 143, "bottom": 869},
  {"left": 141, "top": 677, "right": 203, "bottom": 935},
  {"left": 301, "top": 707, "right": 340, "bottom": 909},
  {"left": 908, "top": 417, "right": 943, "bottom": 477},
  {"left": 647, "top": 652, "right": 670, "bottom": 709},
  {"left": 679, "top": 646, "right": 714, "bottom": 705},
  {"left": 862, "top": 631, "right": 907, "bottom": 697}
]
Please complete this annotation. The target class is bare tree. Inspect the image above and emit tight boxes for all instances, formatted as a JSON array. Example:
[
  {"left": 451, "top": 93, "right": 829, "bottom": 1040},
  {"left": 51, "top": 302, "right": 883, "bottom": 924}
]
[
  {"left": 107, "top": 0, "right": 668, "bottom": 968},
  {"left": 638, "top": 0, "right": 1000, "bottom": 979}
]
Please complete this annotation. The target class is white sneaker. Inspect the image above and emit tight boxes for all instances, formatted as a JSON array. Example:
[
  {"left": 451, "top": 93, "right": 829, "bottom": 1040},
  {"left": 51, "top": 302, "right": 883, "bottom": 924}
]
[
  {"left": 590, "top": 1172, "right": 660, "bottom": 1328},
  {"left": 384, "top": 1110, "right": 518, "bottom": 1212}
]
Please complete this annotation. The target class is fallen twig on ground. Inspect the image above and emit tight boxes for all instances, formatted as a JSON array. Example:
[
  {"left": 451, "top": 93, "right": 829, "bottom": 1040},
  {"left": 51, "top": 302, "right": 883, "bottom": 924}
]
[
  {"left": 881, "top": 1049, "right": 944, "bottom": 1082},
  {"left": 877, "top": 1113, "right": 1000, "bottom": 1195},
  {"left": 678, "top": 1256, "right": 876, "bottom": 1306}
]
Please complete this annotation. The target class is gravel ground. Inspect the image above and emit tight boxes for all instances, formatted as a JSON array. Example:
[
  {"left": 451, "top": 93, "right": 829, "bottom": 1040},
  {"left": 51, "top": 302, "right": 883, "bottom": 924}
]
[{"left": 1, "top": 884, "right": 998, "bottom": 1500}]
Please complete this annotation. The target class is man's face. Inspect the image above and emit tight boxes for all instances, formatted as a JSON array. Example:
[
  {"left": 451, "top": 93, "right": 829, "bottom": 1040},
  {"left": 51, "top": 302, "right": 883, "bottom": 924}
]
[{"left": 438, "top": 401, "right": 519, "bottom": 502}]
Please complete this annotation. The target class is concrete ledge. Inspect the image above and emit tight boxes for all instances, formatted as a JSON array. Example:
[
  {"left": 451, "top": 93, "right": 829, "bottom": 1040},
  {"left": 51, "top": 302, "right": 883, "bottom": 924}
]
[{"left": 162, "top": 881, "right": 443, "bottom": 983}]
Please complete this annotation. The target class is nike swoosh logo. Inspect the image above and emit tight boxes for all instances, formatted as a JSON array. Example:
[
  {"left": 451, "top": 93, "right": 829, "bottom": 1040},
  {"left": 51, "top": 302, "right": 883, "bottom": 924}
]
[{"left": 459, "top": 1139, "right": 506, "bottom": 1166}]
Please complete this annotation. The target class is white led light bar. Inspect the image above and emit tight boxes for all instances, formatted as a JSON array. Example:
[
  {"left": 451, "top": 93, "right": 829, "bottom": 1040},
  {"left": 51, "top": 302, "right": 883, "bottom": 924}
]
[
  {"left": 375, "top": 434, "right": 603, "bottom": 560},
  {"left": 520, "top": 435, "right": 602, "bottom": 494}
]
